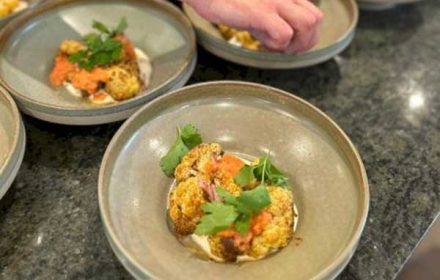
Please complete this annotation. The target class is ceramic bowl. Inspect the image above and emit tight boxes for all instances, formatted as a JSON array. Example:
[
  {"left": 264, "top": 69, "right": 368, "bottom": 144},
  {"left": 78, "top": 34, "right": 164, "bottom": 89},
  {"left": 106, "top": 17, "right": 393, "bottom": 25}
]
[
  {"left": 0, "top": 86, "right": 25, "bottom": 200},
  {"left": 99, "top": 81, "right": 370, "bottom": 280},
  {"left": 183, "top": 0, "right": 358, "bottom": 69},
  {"left": 0, "top": 0, "right": 196, "bottom": 125}
]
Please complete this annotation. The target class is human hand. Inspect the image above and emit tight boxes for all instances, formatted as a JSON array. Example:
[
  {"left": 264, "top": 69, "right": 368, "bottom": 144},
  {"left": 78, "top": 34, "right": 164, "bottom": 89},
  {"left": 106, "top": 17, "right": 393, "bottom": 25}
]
[{"left": 184, "top": 0, "right": 323, "bottom": 53}]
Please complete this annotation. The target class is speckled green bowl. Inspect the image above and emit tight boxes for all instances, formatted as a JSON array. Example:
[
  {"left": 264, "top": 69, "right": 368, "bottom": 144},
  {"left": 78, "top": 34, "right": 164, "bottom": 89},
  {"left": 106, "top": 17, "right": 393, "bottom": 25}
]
[
  {"left": 99, "top": 81, "right": 370, "bottom": 280},
  {"left": 183, "top": 0, "right": 358, "bottom": 69},
  {"left": 0, "top": 0, "right": 196, "bottom": 125},
  {"left": 0, "top": 86, "right": 25, "bottom": 200}
]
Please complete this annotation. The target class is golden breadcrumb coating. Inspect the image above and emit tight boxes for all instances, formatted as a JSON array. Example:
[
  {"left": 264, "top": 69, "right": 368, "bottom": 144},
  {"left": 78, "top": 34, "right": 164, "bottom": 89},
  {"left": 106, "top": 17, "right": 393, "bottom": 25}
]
[
  {"left": 249, "top": 186, "right": 294, "bottom": 258},
  {"left": 59, "top": 40, "right": 85, "bottom": 55},
  {"left": 213, "top": 168, "right": 241, "bottom": 196},
  {"left": 174, "top": 143, "right": 223, "bottom": 182},
  {"left": 169, "top": 177, "right": 206, "bottom": 235},
  {"left": 105, "top": 63, "right": 141, "bottom": 100},
  {"left": 209, "top": 235, "right": 242, "bottom": 263}
]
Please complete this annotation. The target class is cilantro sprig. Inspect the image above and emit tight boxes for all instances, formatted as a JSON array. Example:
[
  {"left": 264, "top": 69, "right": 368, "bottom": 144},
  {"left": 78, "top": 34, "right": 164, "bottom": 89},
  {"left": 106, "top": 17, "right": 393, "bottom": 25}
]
[
  {"left": 160, "top": 124, "right": 203, "bottom": 177},
  {"left": 195, "top": 185, "right": 271, "bottom": 236},
  {"left": 234, "top": 157, "right": 290, "bottom": 189},
  {"left": 68, "top": 18, "right": 128, "bottom": 71}
]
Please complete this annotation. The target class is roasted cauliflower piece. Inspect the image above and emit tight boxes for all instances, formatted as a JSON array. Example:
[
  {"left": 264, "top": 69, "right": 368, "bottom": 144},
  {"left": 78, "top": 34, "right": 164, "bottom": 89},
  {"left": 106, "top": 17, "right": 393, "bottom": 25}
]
[
  {"left": 0, "top": 0, "right": 19, "bottom": 17},
  {"left": 174, "top": 143, "right": 223, "bottom": 182},
  {"left": 59, "top": 40, "right": 85, "bottom": 55},
  {"left": 169, "top": 177, "right": 206, "bottom": 235},
  {"left": 105, "top": 63, "right": 141, "bottom": 100},
  {"left": 249, "top": 186, "right": 294, "bottom": 258},
  {"left": 209, "top": 235, "right": 243, "bottom": 263},
  {"left": 214, "top": 168, "right": 241, "bottom": 196}
]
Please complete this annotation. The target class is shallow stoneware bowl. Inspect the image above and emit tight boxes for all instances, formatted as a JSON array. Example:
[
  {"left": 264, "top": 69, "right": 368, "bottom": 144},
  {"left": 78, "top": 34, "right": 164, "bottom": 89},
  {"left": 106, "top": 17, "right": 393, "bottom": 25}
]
[
  {"left": 99, "top": 81, "right": 370, "bottom": 280},
  {"left": 0, "top": 0, "right": 196, "bottom": 125},
  {"left": 0, "top": 0, "right": 44, "bottom": 29},
  {"left": 183, "top": 0, "right": 358, "bottom": 69},
  {"left": 0, "top": 86, "right": 25, "bottom": 200},
  {"left": 358, "top": 0, "right": 423, "bottom": 10}
]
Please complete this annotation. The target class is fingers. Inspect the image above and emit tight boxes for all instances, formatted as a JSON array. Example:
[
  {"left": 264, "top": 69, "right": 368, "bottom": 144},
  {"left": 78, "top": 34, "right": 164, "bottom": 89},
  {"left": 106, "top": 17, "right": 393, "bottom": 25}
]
[
  {"left": 250, "top": 13, "right": 294, "bottom": 51},
  {"left": 277, "top": 3, "right": 314, "bottom": 53}
]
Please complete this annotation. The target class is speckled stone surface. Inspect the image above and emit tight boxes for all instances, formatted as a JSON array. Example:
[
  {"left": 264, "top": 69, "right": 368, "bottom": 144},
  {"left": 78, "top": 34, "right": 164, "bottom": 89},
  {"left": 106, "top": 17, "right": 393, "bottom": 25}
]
[{"left": 1, "top": 1, "right": 439, "bottom": 279}]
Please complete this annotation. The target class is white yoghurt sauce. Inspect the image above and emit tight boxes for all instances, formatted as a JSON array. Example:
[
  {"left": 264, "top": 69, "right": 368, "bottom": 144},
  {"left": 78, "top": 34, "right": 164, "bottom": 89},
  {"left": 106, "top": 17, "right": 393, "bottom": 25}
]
[
  {"left": 167, "top": 156, "right": 299, "bottom": 263},
  {"left": 64, "top": 48, "right": 152, "bottom": 105}
]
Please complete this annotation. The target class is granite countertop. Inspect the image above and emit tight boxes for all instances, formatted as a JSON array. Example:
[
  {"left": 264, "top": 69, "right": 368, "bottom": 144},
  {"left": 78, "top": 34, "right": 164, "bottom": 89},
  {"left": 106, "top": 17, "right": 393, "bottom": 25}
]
[{"left": 1, "top": 2, "right": 439, "bottom": 279}]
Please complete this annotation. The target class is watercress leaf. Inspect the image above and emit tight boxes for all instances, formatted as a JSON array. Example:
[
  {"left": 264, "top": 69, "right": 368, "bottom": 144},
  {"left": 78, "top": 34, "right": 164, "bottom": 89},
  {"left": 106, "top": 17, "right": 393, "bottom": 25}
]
[
  {"left": 237, "top": 185, "right": 271, "bottom": 213},
  {"left": 180, "top": 124, "right": 202, "bottom": 149},
  {"left": 93, "top": 20, "right": 111, "bottom": 34},
  {"left": 195, "top": 202, "right": 238, "bottom": 235},
  {"left": 235, "top": 213, "right": 251, "bottom": 236},
  {"left": 234, "top": 165, "right": 255, "bottom": 187}
]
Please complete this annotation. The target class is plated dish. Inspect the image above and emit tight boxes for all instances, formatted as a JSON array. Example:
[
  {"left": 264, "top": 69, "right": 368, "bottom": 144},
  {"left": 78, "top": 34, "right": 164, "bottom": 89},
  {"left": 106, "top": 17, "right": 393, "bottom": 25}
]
[
  {"left": 99, "top": 81, "right": 369, "bottom": 280},
  {"left": 0, "top": 87, "right": 25, "bottom": 200},
  {"left": 162, "top": 125, "right": 298, "bottom": 262},
  {"left": 183, "top": 0, "right": 358, "bottom": 69},
  {"left": 0, "top": 0, "right": 196, "bottom": 125},
  {"left": 50, "top": 18, "right": 152, "bottom": 106}
]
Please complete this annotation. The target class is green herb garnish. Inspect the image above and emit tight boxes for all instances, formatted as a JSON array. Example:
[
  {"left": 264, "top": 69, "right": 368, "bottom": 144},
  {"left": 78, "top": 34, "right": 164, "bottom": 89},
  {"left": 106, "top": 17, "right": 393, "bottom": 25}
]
[
  {"left": 160, "top": 124, "right": 203, "bottom": 177},
  {"left": 234, "top": 157, "right": 290, "bottom": 189},
  {"left": 194, "top": 202, "right": 238, "bottom": 235},
  {"left": 68, "top": 18, "right": 128, "bottom": 71},
  {"left": 195, "top": 185, "right": 271, "bottom": 236}
]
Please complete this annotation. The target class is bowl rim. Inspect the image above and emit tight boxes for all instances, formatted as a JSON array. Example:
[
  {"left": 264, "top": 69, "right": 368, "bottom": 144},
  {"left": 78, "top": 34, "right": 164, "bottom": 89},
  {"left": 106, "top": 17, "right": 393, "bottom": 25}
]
[
  {"left": 0, "top": 0, "right": 196, "bottom": 115},
  {"left": 0, "top": 87, "right": 22, "bottom": 182},
  {"left": 182, "top": 0, "right": 359, "bottom": 61},
  {"left": 98, "top": 81, "right": 370, "bottom": 280}
]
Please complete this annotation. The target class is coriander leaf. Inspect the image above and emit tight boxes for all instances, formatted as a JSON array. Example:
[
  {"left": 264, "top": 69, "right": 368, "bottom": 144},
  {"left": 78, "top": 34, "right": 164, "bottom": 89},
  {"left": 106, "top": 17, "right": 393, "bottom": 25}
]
[
  {"left": 160, "top": 124, "right": 203, "bottom": 177},
  {"left": 216, "top": 187, "right": 250, "bottom": 214},
  {"left": 235, "top": 213, "right": 251, "bottom": 236},
  {"left": 180, "top": 124, "right": 202, "bottom": 149},
  {"left": 68, "top": 50, "right": 87, "bottom": 63},
  {"left": 234, "top": 165, "right": 255, "bottom": 187},
  {"left": 160, "top": 136, "right": 189, "bottom": 177},
  {"left": 216, "top": 187, "right": 237, "bottom": 205},
  {"left": 114, "top": 17, "right": 128, "bottom": 35},
  {"left": 93, "top": 20, "right": 111, "bottom": 34},
  {"left": 195, "top": 202, "right": 238, "bottom": 235},
  {"left": 237, "top": 185, "right": 271, "bottom": 213}
]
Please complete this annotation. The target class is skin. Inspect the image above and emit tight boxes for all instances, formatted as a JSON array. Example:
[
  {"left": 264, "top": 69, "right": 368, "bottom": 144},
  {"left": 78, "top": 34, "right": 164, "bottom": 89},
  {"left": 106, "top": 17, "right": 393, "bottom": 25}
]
[{"left": 183, "top": 0, "right": 324, "bottom": 53}]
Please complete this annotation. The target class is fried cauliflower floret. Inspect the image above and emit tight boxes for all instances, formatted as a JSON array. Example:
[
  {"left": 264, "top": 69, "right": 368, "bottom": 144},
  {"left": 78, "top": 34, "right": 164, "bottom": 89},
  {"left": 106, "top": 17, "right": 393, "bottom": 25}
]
[
  {"left": 214, "top": 168, "right": 241, "bottom": 196},
  {"left": 0, "top": 0, "right": 18, "bottom": 17},
  {"left": 105, "top": 63, "right": 141, "bottom": 100},
  {"left": 169, "top": 177, "right": 206, "bottom": 235},
  {"left": 249, "top": 186, "right": 294, "bottom": 258},
  {"left": 59, "top": 40, "right": 85, "bottom": 55},
  {"left": 209, "top": 235, "right": 243, "bottom": 262},
  {"left": 174, "top": 143, "right": 223, "bottom": 182}
]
